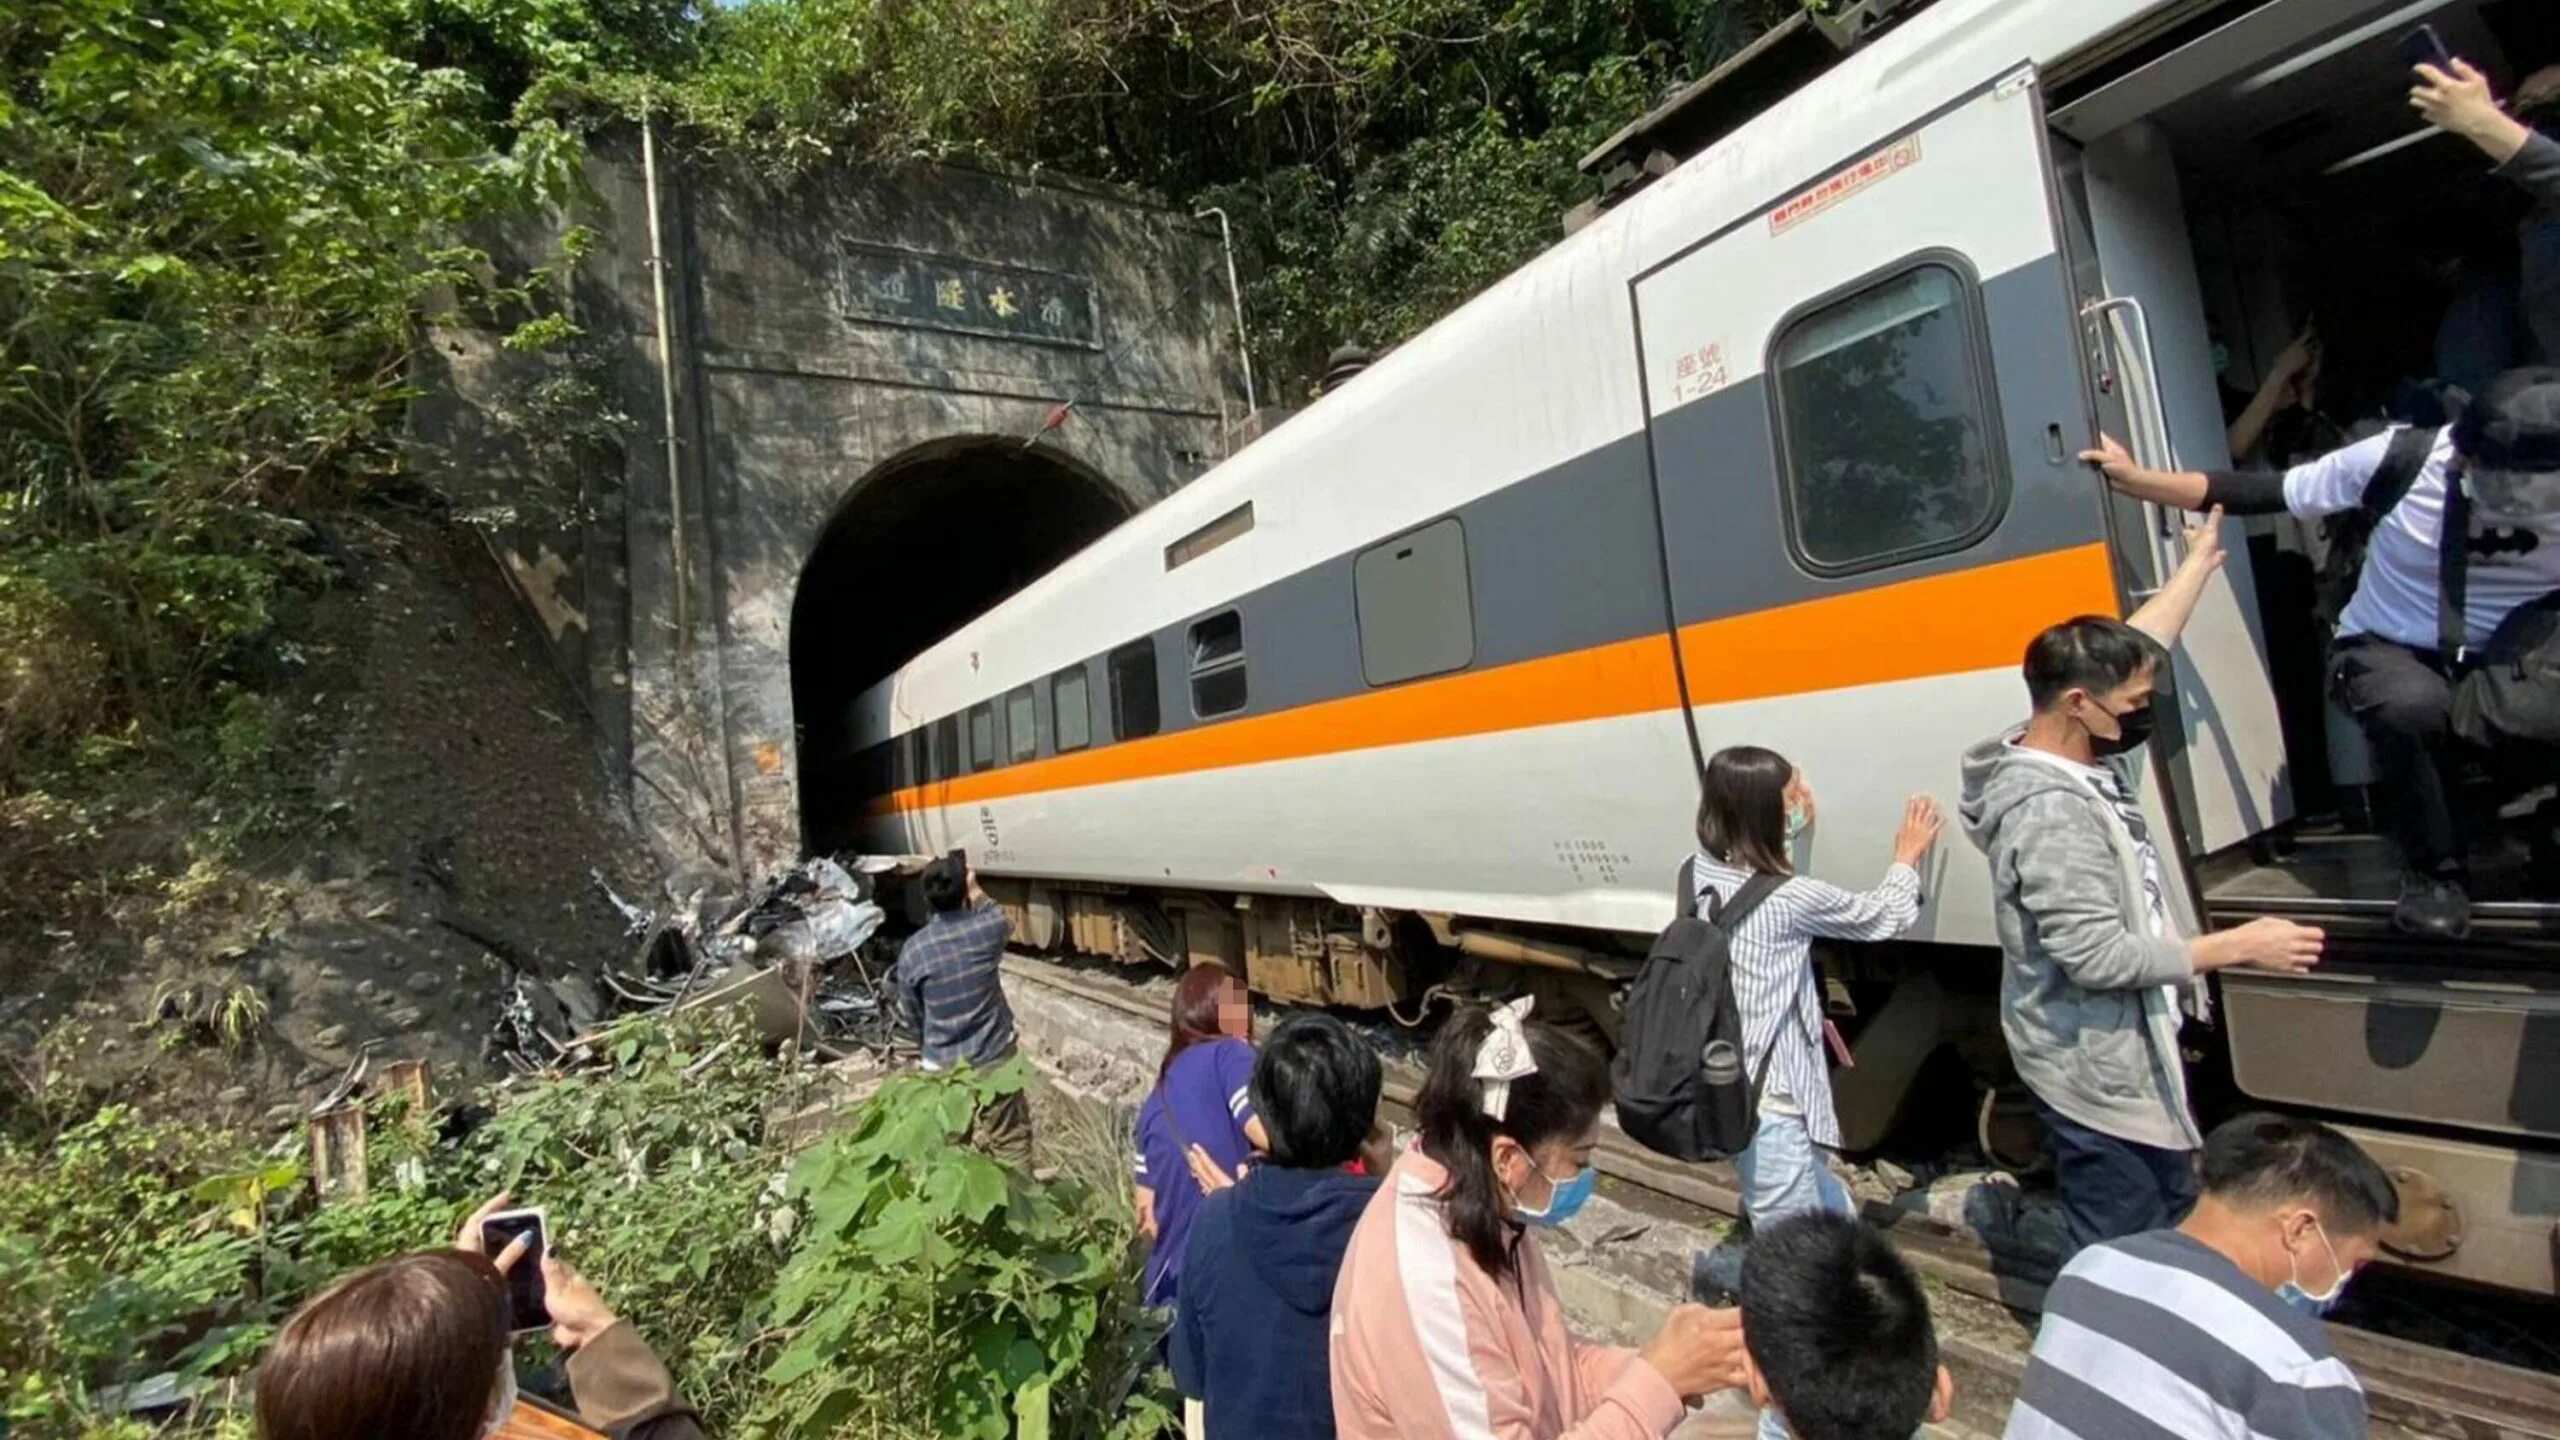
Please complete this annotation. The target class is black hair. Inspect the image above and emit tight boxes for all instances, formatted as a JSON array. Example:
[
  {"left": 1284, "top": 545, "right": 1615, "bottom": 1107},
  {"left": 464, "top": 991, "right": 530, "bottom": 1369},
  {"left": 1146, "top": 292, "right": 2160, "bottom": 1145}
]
[
  {"left": 1250, "top": 1013, "right": 1383, "bottom": 1171},
  {"left": 1415, "top": 1006, "right": 1609, "bottom": 1280},
  {"left": 920, "top": 853, "right": 970, "bottom": 913},
  {"left": 1740, "top": 1212, "right": 1939, "bottom": 1440},
  {"left": 1698, "top": 745, "right": 1794, "bottom": 875},
  {"left": 2022, "top": 616, "right": 2165, "bottom": 712},
  {"left": 2200, "top": 1112, "right": 2400, "bottom": 1235}
]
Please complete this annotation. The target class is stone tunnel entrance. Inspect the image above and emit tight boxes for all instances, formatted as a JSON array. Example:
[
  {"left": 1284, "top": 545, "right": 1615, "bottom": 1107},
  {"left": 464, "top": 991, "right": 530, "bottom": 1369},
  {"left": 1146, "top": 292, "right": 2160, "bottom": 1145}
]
[{"left": 792, "top": 436, "right": 1136, "bottom": 853}]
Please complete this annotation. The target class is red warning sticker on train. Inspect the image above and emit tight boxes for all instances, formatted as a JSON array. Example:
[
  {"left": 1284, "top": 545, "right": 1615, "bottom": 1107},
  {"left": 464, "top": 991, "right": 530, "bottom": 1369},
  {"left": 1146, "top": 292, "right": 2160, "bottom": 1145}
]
[{"left": 1769, "top": 137, "right": 1922, "bottom": 235}]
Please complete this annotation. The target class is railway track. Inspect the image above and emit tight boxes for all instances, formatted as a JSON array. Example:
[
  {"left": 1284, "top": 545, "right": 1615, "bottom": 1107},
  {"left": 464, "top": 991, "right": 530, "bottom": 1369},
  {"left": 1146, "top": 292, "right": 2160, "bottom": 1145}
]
[{"left": 999, "top": 953, "right": 2560, "bottom": 1440}]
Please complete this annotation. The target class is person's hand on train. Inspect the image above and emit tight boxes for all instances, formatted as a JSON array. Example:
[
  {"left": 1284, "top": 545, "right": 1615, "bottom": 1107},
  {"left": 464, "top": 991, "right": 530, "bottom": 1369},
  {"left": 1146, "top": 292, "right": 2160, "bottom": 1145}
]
[
  {"left": 2080, "top": 432, "right": 2138, "bottom": 487},
  {"left": 2412, "top": 58, "right": 2532, "bottom": 166},
  {"left": 2193, "top": 916, "right": 2325, "bottom": 975},
  {"left": 1639, "top": 1302, "right": 1749, "bottom": 1399},
  {"left": 1892, "top": 795, "right": 1943, "bottom": 869}
]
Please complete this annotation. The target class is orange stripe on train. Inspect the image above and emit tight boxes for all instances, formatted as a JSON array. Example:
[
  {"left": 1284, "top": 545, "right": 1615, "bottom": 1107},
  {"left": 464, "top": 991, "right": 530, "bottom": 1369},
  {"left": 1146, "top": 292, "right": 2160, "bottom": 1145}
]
[{"left": 870, "top": 542, "right": 2117, "bottom": 815}]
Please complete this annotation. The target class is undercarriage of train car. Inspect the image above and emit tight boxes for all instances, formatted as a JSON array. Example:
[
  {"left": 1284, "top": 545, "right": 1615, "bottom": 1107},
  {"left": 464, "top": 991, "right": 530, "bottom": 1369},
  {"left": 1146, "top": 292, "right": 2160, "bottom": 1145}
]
[{"left": 977, "top": 877, "right": 2039, "bottom": 1170}]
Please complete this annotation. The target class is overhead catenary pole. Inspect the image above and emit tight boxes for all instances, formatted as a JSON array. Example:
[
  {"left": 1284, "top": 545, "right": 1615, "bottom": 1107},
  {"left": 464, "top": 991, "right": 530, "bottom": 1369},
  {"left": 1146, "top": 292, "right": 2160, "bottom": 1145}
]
[
  {"left": 641, "top": 107, "right": 689, "bottom": 652},
  {"left": 1195, "top": 207, "right": 1257, "bottom": 416}
]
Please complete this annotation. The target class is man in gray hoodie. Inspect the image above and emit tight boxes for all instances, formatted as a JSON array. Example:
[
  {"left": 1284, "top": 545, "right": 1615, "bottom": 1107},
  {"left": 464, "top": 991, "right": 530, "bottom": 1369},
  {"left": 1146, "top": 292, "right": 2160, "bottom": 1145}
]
[{"left": 1959, "top": 510, "right": 2325, "bottom": 1253}]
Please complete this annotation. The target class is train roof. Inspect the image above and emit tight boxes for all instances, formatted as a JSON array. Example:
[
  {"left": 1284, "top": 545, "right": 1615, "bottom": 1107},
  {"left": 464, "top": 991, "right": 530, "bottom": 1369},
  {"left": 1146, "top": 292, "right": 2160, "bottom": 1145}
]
[{"left": 852, "top": 0, "right": 2174, "bottom": 740}]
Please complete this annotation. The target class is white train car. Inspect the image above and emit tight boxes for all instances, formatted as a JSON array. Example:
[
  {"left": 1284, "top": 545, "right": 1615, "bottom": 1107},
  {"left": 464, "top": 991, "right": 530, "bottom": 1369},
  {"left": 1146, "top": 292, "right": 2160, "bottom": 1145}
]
[{"left": 847, "top": 0, "right": 2560, "bottom": 1295}]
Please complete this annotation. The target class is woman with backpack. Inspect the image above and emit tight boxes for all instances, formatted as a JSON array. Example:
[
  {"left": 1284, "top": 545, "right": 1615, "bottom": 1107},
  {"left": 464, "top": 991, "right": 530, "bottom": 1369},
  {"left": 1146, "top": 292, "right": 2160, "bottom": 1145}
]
[
  {"left": 1692, "top": 746, "right": 1940, "bottom": 1221},
  {"left": 1685, "top": 746, "right": 1939, "bottom": 1440}
]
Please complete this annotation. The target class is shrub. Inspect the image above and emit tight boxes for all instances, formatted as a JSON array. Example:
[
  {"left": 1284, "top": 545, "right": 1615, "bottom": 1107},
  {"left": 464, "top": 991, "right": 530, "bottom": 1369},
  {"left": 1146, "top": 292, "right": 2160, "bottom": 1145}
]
[
  {"left": 754, "top": 1063, "right": 1172, "bottom": 1440},
  {"left": 0, "top": 1016, "right": 1171, "bottom": 1439}
]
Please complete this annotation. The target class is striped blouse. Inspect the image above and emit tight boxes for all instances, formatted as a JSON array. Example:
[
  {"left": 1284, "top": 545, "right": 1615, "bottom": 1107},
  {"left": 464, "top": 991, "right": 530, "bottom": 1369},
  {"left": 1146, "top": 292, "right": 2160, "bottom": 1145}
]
[{"left": 1689, "top": 854, "right": 1924, "bottom": 1150}]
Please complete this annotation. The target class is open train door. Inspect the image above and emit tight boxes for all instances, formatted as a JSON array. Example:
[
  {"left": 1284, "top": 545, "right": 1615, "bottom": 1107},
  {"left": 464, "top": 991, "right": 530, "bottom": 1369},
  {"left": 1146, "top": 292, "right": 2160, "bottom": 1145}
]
[
  {"left": 2056, "top": 128, "right": 2296, "bottom": 863},
  {"left": 1633, "top": 64, "right": 2144, "bottom": 943}
]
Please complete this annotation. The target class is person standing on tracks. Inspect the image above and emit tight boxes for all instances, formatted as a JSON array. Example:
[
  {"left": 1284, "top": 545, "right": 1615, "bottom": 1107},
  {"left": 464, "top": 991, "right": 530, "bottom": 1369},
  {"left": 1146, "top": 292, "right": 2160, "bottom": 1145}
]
[
  {"left": 893, "top": 853, "right": 1033, "bottom": 1166},
  {"left": 1171, "top": 1013, "right": 1384, "bottom": 1440},
  {"left": 2006, "top": 1113, "right": 2398, "bottom": 1440},
  {"left": 1134, "top": 964, "right": 1270, "bottom": 1314},
  {"left": 1959, "top": 514, "right": 2326, "bottom": 1255},
  {"left": 1329, "top": 1001, "right": 1749, "bottom": 1440},
  {"left": 1691, "top": 747, "right": 1943, "bottom": 1225},
  {"left": 1699, "top": 753, "right": 1935, "bottom": 1434},
  {"left": 1686, "top": 747, "right": 1941, "bottom": 1440}
]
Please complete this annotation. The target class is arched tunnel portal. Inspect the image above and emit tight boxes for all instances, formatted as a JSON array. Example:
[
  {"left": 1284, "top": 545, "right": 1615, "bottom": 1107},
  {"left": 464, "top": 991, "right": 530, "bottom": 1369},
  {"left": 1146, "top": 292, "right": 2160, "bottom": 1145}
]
[{"left": 790, "top": 437, "right": 1135, "bottom": 853}]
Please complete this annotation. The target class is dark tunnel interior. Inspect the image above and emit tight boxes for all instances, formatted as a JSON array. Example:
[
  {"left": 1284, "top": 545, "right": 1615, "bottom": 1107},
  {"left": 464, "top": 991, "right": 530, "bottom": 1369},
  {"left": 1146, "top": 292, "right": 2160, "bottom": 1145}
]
[{"left": 791, "top": 437, "right": 1134, "bottom": 853}]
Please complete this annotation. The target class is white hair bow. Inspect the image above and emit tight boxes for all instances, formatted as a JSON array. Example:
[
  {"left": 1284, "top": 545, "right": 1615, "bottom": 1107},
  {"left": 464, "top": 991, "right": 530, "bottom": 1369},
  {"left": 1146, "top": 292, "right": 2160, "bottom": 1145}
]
[{"left": 1473, "top": 996, "right": 1539, "bottom": 1121}]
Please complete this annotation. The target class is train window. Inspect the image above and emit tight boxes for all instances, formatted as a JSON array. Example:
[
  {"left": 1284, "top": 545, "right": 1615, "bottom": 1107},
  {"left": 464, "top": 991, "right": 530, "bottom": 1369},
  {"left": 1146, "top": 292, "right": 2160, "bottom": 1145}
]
[
  {"left": 930, "top": 716, "right": 959, "bottom": 783},
  {"left": 1109, "top": 640, "right": 1161, "bottom": 740},
  {"left": 967, "top": 703, "right": 996, "bottom": 772},
  {"left": 1355, "top": 518, "right": 1474, "bottom": 686},
  {"left": 1188, "top": 610, "right": 1247, "bottom": 718},
  {"left": 1006, "top": 686, "right": 1037, "bottom": 763},
  {"left": 1053, "top": 664, "right": 1092, "bottom": 752},
  {"left": 1770, "top": 260, "right": 2006, "bottom": 574}
]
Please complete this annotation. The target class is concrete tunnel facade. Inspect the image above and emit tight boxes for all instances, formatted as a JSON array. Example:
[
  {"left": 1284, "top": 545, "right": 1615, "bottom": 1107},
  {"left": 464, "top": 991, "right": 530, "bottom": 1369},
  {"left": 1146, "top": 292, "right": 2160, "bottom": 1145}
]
[{"left": 416, "top": 135, "right": 1248, "bottom": 881}]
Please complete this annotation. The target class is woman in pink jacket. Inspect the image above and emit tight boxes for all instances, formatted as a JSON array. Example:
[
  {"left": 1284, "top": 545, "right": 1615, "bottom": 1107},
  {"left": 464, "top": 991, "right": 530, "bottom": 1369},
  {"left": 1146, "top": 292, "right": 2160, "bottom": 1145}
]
[{"left": 1330, "top": 1000, "right": 1747, "bottom": 1440}]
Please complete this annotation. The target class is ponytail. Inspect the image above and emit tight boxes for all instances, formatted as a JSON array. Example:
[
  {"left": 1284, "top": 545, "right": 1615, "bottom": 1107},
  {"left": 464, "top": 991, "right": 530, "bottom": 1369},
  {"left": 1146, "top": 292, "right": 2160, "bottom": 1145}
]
[{"left": 1415, "top": 1005, "right": 1610, "bottom": 1279}]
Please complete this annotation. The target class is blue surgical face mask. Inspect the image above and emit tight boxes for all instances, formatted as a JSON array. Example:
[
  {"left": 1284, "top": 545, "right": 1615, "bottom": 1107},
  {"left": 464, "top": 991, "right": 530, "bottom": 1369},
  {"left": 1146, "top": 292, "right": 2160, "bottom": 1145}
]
[
  {"left": 1512, "top": 1162, "right": 1597, "bottom": 1228},
  {"left": 2273, "top": 1219, "right": 2352, "bottom": 1316},
  {"left": 1785, "top": 802, "right": 1811, "bottom": 843}
]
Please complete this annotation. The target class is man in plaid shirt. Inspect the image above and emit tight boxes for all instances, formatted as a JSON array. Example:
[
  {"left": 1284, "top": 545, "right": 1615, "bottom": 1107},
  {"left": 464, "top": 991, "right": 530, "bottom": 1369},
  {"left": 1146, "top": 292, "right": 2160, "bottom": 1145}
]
[{"left": 894, "top": 854, "right": 1031, "bottom": 1164}]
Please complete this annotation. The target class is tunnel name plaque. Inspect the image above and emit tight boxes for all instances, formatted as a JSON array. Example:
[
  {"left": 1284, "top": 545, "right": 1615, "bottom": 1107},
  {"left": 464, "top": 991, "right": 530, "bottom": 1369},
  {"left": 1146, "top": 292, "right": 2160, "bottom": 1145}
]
[{"left": 836, "top": 242, "right": 1100, "bottom": 350}]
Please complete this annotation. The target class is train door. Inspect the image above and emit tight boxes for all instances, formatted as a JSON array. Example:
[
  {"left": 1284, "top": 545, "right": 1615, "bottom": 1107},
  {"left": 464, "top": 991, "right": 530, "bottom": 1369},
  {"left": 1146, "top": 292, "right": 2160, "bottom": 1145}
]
[
  {"left": 2058, "top": 127, "right": 2296, "bottom": 863},
  {"left": 1633, "top": 65, "right": 2120, "bottom": 948}
]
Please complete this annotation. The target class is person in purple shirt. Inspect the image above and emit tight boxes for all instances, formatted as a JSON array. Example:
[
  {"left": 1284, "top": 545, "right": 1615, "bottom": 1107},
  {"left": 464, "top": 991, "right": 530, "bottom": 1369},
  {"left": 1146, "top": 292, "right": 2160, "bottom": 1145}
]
[{"left": 1132, "top": 964, "right": 1268, "bottom": 1313}]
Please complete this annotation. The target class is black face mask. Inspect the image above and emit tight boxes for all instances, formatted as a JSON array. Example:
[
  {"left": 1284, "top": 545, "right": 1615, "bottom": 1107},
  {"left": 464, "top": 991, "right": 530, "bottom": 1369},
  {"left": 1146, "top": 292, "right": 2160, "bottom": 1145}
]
[{"left": 2088, "top": 698, "right": 2156, "bottom": 757}]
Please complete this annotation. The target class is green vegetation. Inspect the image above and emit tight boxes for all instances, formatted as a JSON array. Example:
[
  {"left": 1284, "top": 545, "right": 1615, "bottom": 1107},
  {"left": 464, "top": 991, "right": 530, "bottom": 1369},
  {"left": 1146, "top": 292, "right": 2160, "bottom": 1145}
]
[
  {"left": 3, "top": 5, "right": 1808, "bottom": 1425},
  {"left": 0, "top": 1013, "right": 1164, "bottom": 1439},
  {"left": 1, "top": 0, "right": 1801, "bottom": 758}
]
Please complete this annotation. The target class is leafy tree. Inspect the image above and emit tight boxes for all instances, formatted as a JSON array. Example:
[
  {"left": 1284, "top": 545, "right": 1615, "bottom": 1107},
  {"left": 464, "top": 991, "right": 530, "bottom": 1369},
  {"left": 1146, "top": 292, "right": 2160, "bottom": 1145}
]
[
  {"left": 0, "top": 0, "right": 581, "bottom": 750},
  {"left": 1, "top": 0, "right": 1812, "bottom": 753}
]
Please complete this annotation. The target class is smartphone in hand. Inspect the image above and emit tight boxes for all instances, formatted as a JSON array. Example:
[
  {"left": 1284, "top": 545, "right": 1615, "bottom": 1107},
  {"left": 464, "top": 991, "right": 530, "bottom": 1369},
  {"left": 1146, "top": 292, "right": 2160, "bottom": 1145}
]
[
  {"left": 479, "top": 1207, "right": 553, "bottom": 1334},
  {"left": 2399, "top": 23, "right": 2453, "bottom": 73}
]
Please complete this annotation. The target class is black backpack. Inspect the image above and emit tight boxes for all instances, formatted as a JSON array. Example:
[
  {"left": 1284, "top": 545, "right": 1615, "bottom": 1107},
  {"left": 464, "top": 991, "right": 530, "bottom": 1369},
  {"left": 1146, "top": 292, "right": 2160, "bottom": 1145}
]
[
  {"left": 1612, "top": 859, "right": 1785, "bottom": 1163},
  {"left": 2447, "top": 548, "right": 2560, "bottom": 751},
  {"left": 2314, "top": 425, "right": 2439, "bottom": 631}
]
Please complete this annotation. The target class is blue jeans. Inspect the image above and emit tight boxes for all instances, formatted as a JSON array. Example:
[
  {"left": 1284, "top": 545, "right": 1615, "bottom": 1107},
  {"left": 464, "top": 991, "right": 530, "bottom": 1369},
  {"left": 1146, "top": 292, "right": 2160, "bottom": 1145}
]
[{"left": 1733, "top": 1112, "right": 1854, "bottom": 1440}]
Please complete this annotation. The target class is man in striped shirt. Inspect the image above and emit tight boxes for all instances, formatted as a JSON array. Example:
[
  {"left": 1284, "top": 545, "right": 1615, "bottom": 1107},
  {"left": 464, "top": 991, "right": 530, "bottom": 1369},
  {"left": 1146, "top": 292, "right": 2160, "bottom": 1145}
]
[
  {"left": 2006, "top": 1113, "right": 2400, "bottom": 1440},
  {"left": 894, "top": 854, "right": 1030, "bottom": 1164}
]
